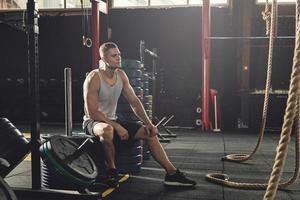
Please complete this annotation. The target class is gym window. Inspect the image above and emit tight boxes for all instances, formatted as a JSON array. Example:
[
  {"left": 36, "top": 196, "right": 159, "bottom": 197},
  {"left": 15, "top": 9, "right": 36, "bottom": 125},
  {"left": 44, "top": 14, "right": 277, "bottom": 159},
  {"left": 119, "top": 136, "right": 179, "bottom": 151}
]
[
  {"left": 257, "top": 0, "right": 296, "bottom": 4},
  {"left": 112, "top": 0, "right": 228, "bottom": 8},
  {"left": 0, "top": 0, "right": 91, "bottom": 10},
  {"left": 0, "top": 0, "right": 229, "bottom": 10}
]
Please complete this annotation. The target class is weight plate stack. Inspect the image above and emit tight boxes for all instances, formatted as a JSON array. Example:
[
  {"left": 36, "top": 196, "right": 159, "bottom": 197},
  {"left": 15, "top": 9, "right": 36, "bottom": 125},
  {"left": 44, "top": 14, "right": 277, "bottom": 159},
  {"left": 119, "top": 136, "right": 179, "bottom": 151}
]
[
  {"left": 116, "top": 108, "right": 140, "bottom": 122},
  {"left": 142, "top": 140, "right": 151, "bottom": 160},
  {"left": 146, "top": 110, "right": 152, "bottom": 120},
  {"left": 116, "top": 162, "right": 142, "bottom": 174},
  {"left": 133, "top": 87, "right": 143, "bottom": 96},
  {"left": 129, "top": 78, "right": 142, "bottom": 87},
  {"left": 143, "top": 102, "right": 151, "bottom": 111},
  {"left": 141, "top": 74, "right": 149, "bottom": 82},
  {"left": 143, "top": 88, "right": 150, "bottom": 96},
  {"left": 40, "top": 135, "right": 98, "bottom": 190},
  {"left": 0, "top": 177, "right": 17, "bottom": 200},
  {"left": 141, "top": 80, "right": 149, "bottom": 90},
  {"left": 194, "top": 106, "right": 202, "bottom": 128},
  {"left": 121, "top": 59, "right": 142, "bottom": 69},
  {"left": 70, "top": 134, "right": 107, "bottom": 172},
  {"left": 117, "top": 102, "right": 132, "bottom": 113},
  {"left": 41, "top": 157, "right": 79, "bottom": 190},
  {"left": 123, "top": 69, "right": 142, "bottom": 79},
  {"left": 115, "top": 139, "right": 143, "bottom": 174},
  {"left": 195, "top": 119, "right": 202, "bottom": 127},
  {"left": 0, "top": 118, "right": 30, "bottom": 178},
  {"left": 145, "top": 95, "right": 153, "bottom": 103}
]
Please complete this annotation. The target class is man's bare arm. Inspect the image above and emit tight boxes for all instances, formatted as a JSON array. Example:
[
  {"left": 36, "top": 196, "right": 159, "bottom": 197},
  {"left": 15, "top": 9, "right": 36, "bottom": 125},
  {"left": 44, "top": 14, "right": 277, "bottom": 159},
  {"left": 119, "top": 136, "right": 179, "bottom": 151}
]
[
  {"left": 83, "top": 71, "right": 121, "bottom": 129},
  {"left": 119, "top": 70, "right": 152, "bottom": 126}
]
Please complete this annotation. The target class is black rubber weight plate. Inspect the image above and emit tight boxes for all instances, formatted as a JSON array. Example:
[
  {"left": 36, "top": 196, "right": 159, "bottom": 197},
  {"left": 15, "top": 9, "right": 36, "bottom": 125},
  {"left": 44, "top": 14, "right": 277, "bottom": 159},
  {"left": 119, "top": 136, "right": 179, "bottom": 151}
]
[
  {"left": 48, "top": 135, "right": 97, "bottom": 180},
  {"left": 0, "top": 177, "right": 17, "bottom": 200}
]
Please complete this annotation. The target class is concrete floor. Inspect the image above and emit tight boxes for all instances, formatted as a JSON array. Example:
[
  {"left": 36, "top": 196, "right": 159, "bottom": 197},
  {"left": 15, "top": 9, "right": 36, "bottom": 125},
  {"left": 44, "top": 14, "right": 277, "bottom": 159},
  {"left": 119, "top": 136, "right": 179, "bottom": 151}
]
[{"left": 3, "top": 125, "right": 300, "bottom": 200}]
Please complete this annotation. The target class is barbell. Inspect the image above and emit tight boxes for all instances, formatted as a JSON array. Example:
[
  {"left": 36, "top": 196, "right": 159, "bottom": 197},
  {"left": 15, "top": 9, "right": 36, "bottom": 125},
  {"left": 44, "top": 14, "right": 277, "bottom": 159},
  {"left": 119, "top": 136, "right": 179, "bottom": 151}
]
[
  {"left": 0, "top": 118, "right": 133, "bottom": 196},
  {"left": 40, "top": 135, "right": 98, "bottom": 189}
]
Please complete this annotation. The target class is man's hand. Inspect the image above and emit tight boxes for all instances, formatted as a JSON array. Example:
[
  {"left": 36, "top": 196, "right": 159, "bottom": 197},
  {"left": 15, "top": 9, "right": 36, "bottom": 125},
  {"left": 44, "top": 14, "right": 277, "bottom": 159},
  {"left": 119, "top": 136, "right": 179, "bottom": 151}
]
[
  {"left": 145, "top": 124, "right": 159, "bottom": 137},
  {"left": 115, "top": 124, "right": 129, "bottom": 140}
]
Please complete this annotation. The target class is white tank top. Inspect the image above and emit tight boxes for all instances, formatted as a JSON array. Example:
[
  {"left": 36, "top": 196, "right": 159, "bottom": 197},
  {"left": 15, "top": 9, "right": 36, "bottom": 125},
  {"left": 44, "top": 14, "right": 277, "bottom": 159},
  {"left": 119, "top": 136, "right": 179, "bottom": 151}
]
[
  {"left": 83, "top": 69, "right": 123, "bottom": 128},
  {"left": 97, "top": 70, "right": 123, "bottom": 120}
]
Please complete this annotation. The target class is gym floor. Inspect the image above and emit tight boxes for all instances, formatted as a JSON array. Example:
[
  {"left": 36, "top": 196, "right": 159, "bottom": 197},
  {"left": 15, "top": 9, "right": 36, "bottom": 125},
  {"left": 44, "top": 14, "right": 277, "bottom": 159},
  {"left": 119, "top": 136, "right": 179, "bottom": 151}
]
[{"left": 4, "top": 125, "right": 300, "bottom": 200}]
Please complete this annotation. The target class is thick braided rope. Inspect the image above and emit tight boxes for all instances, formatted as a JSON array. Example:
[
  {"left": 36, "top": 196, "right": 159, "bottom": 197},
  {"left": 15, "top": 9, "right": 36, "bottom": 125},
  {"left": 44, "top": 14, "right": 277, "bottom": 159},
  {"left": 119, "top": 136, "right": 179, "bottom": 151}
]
[
  {"left": 206, "top": 0, "right": 300, "bottom": 191},
  {"left": 206, "top": 101, "right": 300, "bottom": 190},
  {"left": 279, "top": 99, "right": 300, "bottom": 188},
  {"left": 263, "top": 1, "right": 300, "bottom": 199},
  {"left": 293, "top": 99, "right": 300, "bottom": 184},
  {"left": 223, "top": 0, "right": 277, "bottom": 162},
  {"left": 262, "top": 0, "right": 271, "bottom": 35},
  {"left": 206, "top": 121, "right": 300, "bottom": 190}
]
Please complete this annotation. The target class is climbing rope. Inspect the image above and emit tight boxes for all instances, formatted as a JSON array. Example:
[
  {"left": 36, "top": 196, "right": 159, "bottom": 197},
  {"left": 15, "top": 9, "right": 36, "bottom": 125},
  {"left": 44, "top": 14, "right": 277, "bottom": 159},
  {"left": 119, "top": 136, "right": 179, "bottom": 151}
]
[
  {"left": 222, "top": 0, "right": 277, "bottom": 163},
  {"left": 206, "top": 99, "right": 300, "bottom": 190},
  {"left": 206, "top": 0, "right": 300, "bottom": 197},
  {"left": 263, "top": 0, "right": 300, "bottom": 199},
  {"left": 262, "top": 0, "right": 271, "bottom": 36}
]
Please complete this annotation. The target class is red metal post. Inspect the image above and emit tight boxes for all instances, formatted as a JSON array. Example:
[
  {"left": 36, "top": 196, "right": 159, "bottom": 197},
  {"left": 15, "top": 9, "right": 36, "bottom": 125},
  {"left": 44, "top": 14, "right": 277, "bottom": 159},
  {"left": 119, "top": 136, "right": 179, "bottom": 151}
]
[
  {"left": 201, "top": 0, "right": 211, "bottom": 131},
  {"left": 92, "top": 0, "right": 100, "bottom": 69}
]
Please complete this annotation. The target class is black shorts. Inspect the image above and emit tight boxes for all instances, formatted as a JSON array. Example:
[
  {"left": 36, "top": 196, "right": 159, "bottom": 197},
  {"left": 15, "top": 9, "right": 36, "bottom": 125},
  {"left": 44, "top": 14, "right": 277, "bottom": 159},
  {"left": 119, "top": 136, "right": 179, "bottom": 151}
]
[{"left": 83, "top": 119, "right": 143, "bottom": 146}]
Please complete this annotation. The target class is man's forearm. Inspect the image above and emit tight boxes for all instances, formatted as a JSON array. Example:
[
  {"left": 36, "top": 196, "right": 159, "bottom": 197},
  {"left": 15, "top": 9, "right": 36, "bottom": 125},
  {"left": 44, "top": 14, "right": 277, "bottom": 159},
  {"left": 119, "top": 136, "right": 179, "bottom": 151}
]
[
  {"left": 90, "top": 111, "right": 120, "bottom": 129},
  {"left": 131, "top": 99, "right": 152, "bottom": 126}
]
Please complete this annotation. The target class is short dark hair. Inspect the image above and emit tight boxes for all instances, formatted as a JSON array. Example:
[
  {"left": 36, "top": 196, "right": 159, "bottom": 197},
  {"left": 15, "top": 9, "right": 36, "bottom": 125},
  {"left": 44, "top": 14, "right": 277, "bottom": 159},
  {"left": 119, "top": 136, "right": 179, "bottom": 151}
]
[{"left": 99, "top": 42, "right": 118, "bottom": 58}]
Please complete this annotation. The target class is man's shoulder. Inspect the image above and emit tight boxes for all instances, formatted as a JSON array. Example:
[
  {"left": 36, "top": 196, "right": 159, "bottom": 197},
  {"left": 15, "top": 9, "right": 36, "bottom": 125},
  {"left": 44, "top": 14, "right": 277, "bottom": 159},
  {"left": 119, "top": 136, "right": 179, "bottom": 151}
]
[
  {"left": 88, "top": 69, "right": 99, "bottom": 75},
  {"left": 116, "top": 69, "right": 127, "bottom": 79},
  {"left": 85, "top": 69, "right": 100, "bottom": 85},
  {"left": 87, "top": 69, "right": 100, "bottom": 79}
]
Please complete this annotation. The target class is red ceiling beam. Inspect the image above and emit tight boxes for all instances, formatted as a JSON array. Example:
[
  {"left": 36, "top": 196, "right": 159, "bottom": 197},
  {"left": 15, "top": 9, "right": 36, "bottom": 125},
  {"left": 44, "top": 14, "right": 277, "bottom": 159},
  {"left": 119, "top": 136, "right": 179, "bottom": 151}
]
[{"left": 91, "top": 0, "right": 108, "bottom": 69}]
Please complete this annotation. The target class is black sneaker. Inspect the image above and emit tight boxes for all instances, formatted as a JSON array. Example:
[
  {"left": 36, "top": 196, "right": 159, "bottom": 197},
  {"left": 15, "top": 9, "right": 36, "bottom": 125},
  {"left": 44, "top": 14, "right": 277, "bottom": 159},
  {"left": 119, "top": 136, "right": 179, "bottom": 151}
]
[
  {"left": 164, "top": 169, "right": 197, "bottom": 187},
  {"left": 91, "top": 169, "right": 119, "bottom": 193},
  {"left": 106, "top": 168, "right": 119, "bottom": 188}
]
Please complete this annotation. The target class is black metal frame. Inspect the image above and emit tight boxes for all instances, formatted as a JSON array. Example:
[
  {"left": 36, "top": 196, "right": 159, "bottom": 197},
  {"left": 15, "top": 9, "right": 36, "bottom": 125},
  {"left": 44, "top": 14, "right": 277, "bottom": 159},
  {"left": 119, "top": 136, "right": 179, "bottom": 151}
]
[
  {"left": 11, "top": 1, "right": 102, "bottom": 199},
  {"left": 139, "top": 40, "right": 177, "bottom": 142},
  {"left": 27, "top": 0, "right": 41, "bottom": 190}
]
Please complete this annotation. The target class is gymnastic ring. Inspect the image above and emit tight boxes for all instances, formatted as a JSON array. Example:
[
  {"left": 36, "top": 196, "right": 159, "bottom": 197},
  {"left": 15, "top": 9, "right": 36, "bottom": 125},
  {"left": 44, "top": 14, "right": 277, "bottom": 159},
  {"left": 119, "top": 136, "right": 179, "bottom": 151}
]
[
  {"left": 82, "top": 36, "right": 86, "bottom": 46},
  {"left": 85, "top": 37, "right": 92, "bottom": 48}
]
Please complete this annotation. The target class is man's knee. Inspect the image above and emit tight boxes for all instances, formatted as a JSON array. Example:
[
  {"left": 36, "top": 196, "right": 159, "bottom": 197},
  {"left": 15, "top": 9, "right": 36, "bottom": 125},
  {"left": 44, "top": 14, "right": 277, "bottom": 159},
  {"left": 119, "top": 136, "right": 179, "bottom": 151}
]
[
  {"left": 102, "top": 124, "right": 114, "bottom": 141},
  {"left": 94, "top": 123, "right": 114, "bottom": 141}
]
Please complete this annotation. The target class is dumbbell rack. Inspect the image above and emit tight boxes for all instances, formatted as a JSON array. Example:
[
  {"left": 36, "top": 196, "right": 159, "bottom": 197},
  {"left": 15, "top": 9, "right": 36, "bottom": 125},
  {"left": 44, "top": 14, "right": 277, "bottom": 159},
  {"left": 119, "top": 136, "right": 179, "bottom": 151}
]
[{"left": 139, "top": 40, "right": 176, "bottom": 143}]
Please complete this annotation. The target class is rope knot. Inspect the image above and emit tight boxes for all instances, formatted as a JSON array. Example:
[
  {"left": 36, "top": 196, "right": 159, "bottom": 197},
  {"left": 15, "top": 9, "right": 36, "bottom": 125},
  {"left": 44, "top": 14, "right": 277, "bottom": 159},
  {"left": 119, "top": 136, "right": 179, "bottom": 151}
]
[{"left": 262, "top": 10, "right": 271, "bottom": 21}]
